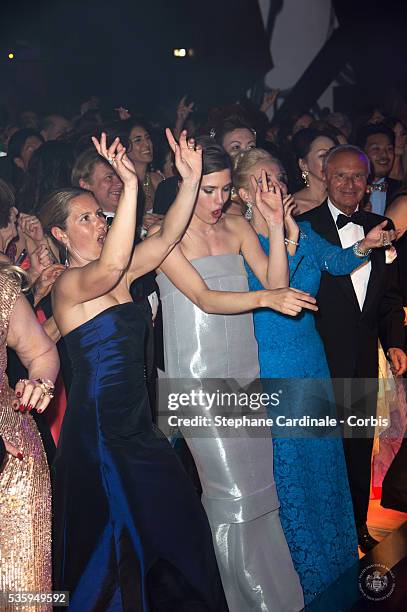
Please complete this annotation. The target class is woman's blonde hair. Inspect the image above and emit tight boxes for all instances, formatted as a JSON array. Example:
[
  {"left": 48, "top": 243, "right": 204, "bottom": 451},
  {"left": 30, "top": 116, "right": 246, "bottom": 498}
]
[{"left": 233, "top": 148, "right": 284, "bottom": 194}]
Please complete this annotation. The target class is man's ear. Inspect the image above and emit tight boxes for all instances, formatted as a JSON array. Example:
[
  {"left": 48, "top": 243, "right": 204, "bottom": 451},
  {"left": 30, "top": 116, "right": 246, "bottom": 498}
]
[{"left": 79, "top": 178, "right": 91, "bottom": 190}]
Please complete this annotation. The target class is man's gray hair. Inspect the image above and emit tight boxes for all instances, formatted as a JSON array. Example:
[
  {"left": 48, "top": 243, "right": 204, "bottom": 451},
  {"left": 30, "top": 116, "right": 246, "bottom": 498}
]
[{"left": 323, "top": 144, "right": 371, "bottom": 174}]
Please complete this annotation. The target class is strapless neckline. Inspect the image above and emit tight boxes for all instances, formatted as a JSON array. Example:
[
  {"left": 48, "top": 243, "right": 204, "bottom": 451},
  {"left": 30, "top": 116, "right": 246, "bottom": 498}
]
[
  {"left": 156, "top": 253, "right": 243, "bottom": 279},
  {"left": 63, "top": 302, "right": 135, "bottom": 339}
]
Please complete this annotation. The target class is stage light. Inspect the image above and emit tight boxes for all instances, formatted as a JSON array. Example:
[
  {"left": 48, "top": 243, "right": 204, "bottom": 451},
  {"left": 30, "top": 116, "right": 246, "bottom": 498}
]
[
  {"left": 173, "top": 48, "right": 187, "bottom": 58},
  {"left": 8, "top": 52, "right": 14, "bottom": 60}
]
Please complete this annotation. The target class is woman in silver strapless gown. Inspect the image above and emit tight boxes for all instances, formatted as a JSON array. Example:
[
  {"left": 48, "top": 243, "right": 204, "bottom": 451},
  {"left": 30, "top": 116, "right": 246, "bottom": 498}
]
[{"left": 154, "top": 138, "right": 311, "bottom": 611}]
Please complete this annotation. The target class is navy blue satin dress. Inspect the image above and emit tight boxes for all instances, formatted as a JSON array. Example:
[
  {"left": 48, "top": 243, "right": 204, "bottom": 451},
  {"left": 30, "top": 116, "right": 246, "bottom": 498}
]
[{"left": 52, "top": 303, "right": 227, "bottom": 611}]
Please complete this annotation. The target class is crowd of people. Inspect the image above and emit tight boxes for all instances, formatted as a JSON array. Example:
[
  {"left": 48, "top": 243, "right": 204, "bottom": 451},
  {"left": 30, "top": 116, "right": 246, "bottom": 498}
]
[{"left": 0, "top": 92, "right": 406, "bottom": 611}]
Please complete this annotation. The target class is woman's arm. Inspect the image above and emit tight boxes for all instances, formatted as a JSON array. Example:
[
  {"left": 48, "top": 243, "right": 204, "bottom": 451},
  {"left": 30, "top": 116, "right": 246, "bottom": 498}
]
[
  {"left": 240, "top": 176, "right": 288, "bottom": 289},
  {"left": 156, "top": 239, "right": 317, "bottom": 316},
  {"left": 55, "top": 134, "right": 138, "bottom": 305},
  {"left": 7, "top": 293, "right": 59, "bottom": 413},
  {"left": 301, "top": 220, "right": 397, "bottom": 275},
  {"left": 127, "top": 130, "right": 201, "bottom": 284}
]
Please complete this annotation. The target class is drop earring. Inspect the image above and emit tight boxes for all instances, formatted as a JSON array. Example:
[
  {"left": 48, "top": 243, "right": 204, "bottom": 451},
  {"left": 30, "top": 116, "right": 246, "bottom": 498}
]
[
  {"left": 64, "top": 245, "right": 69, "bottom": 268},
  {"left": 301, "top": 170, "right": 310, "bottom": 188},
  {"left": 245, "top": 201, "right": 253, "bottom": 220}
]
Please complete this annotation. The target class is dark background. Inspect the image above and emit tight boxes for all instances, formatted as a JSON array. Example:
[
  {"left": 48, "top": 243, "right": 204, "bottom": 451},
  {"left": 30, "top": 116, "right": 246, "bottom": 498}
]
[
  {"left": 1, "top": 0, "right": 407, "bottom": 120},
  {"left": 0, "top": 0, "right": 271, "bottom": 117}
]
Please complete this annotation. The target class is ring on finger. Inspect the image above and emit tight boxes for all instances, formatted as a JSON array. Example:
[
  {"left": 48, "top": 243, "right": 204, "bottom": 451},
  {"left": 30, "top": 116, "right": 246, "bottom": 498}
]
[{"left": 107, "top": 155, "right": 116, "bottom": 165}]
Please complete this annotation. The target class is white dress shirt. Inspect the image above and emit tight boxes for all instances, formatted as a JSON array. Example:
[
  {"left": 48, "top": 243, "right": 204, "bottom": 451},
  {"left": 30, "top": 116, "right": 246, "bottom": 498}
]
[{"left": 327, "top": 200, "right": 371, "bottom": 310}]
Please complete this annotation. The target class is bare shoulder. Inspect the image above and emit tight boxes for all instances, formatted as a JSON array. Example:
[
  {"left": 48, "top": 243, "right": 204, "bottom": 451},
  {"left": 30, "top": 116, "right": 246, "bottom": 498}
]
[
  {"left": 52, "top": 267, "right": 78, "bottom": 298},
  {"left": 387, "top": 194, "right": 407, "bottom": 215},
  {"left": 223, "top": 213, "right": 251, "bottom": 233}
]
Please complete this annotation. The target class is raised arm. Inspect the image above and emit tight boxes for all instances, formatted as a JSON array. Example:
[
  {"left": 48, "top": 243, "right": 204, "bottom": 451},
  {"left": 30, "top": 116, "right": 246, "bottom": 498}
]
[
  {"left": 303, "top": 220, "right": 398, "bottom": 275},
  {"left": 240, "top": 175, "right": 288, "bottom": 289},
  {"left": 55, "top": 134, "right": 138, "bottom": 305},
  {"left": 126, "top": 129, "right": 201, "bottom": 284},
  {"left": 155, "top": 239, "right": 317, "bottom": 316}
]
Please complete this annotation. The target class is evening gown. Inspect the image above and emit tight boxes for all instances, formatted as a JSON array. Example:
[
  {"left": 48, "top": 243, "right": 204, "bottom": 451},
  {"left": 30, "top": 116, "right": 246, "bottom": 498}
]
[
  {"left": 52, "top": 302, "right": 227, "bottom": 612},
  {"left": 0, "top": 273, "right": 52, "bottom": 611},
  {"left": 246, "top": 222, "right": 359, "bottom": 604},
  {"left": 157, "top": 254, "right": 304, "bottom": 612}
]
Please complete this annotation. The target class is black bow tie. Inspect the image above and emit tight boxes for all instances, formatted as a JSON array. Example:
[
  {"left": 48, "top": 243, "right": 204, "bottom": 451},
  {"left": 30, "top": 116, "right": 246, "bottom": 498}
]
[{"left": 336, "top": 211, "right": 365, "bottom": 230}]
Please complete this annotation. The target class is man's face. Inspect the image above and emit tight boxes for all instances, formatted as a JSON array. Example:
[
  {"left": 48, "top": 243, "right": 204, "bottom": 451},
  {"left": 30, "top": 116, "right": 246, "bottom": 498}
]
[
  {"left": 364, "top": 133, "right": 394, "bottom": 180},
  {"left": 324, "top": 152, "right": 369, "bottom": 213},
  {"left": 83, "top": 162, "right": 123, "bottom": 213}
]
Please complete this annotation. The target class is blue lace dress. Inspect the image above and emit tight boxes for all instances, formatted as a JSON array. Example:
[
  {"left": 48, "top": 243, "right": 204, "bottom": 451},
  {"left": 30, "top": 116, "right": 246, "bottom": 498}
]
[{"left": 246, "top": 221, "right": 360, "bottom": 605}]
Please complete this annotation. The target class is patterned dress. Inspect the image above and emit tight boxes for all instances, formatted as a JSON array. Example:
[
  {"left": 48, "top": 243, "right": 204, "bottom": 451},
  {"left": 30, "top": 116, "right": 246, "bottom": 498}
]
[
  {"left": 246, "top": 222, "right": 360, "bottom": 604},
  {"left": 0, "top": 273, "right": 52, "bottom": 611}
]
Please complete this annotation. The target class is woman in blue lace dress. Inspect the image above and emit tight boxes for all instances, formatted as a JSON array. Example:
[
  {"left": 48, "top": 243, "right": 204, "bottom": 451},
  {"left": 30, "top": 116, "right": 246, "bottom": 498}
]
[{"left": 234, "top": 148, "right": 393, "bottom": 604}]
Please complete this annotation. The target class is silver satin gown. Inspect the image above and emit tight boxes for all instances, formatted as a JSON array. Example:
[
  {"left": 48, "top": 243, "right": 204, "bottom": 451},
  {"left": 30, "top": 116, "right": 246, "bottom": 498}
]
[{"left": 157, "top": 254, "right": 304, "bottom": 612}]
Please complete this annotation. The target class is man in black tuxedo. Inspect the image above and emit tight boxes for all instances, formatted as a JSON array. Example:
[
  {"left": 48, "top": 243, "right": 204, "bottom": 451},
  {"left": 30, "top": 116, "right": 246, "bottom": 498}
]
[
  {"left": 298, "top": 144, "right": 406, "bottom": 552},
  {"left": 357, "top": 123, "right": 401, "bottom": 214}
]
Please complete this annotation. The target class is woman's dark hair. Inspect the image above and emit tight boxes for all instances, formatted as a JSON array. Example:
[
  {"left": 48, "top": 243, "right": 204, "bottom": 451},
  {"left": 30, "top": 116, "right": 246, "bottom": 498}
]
[
  {"left": 207, "top": 115, "right": 256, "bottom": 148},
  {"left": 153, "top": 132, "right": 173, "bottom": 174},
  {"left": 291, "top": 127, "right": 339, "bottom": 161},
  {"left": 0, "top": 179, "right": 15, "bottom": 228},
  {"left": 17, "top": 141, "right": 74, "bottom": 214},
  {"left": 195, "top": 136, "right": 231, "bottom": 176},
  {"left": 7, "top": 128, "right": 43, "bottom": 164}
]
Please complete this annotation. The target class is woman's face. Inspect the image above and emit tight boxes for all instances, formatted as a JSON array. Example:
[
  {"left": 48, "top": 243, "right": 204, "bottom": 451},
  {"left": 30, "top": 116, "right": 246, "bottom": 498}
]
[
  {"left": 63, "top": 194, "right": 107, "bottom": 264},
  {"left": 242, "top": 159, "right": 288, "bottom": 204},
  {"left": 301, "top": 136, "right": 336, "bottom": 181},
  {"left": 194, "top": 169, "right": 232, "bottom": 225},
  {"left": 127, "top": 126, "right": 153, "bottom": 164},
  {"left": 222, "top": 128, "right": 256, "bottom": 158}
]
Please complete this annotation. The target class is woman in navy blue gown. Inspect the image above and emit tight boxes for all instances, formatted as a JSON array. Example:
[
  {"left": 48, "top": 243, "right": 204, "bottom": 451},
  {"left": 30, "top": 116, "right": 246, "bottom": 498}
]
[
  {"left": 43, "top": 131, "right": 228, "bottom": 611},
  {"left": 234, "top": 148, "right": 394, "bottom": 604}
]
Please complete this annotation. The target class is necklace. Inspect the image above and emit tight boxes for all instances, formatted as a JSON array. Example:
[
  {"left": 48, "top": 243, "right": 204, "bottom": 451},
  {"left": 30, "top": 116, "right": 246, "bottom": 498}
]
[{"left": 142, "top": 172, "right": 153, "bottom": 212}]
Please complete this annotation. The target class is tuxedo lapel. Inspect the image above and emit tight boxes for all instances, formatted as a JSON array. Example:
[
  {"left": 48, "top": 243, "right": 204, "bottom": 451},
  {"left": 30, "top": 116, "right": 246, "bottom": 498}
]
[{"left": 315, "top": 202, "right": 361, "bottom": 313}]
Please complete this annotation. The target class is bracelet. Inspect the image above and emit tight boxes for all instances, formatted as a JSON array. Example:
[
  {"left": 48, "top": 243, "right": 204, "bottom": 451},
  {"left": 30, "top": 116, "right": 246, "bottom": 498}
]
[
  {"left": 353, "top": 241, "right": 372, "bottom": 258},
  {"left": 285, "top": 238, "right": 299, "bottom": 246}
]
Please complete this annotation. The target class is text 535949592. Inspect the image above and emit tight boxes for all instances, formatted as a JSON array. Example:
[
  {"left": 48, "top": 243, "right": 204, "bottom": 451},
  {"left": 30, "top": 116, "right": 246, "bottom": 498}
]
[{"left": 0, "top": 592, "right": 69, "bottom": 607}]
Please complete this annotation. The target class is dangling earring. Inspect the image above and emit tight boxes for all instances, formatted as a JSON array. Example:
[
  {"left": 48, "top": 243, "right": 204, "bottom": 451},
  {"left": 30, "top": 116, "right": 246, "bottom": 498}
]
[
  {"left": 64, "top": 245, "right": 69, "bottom": 268},
  {"left": 245, "top": 201, "right": 253, "bottom": 220},
  {"left": 301, "top": 170, "right": 310, "bottom": 188}
]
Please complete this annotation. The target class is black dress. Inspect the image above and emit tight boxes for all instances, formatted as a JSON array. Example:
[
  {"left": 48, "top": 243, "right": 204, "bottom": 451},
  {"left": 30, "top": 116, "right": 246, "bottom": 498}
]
[{"left": 52, "top": 302, "right": 227, "bottom": 611}]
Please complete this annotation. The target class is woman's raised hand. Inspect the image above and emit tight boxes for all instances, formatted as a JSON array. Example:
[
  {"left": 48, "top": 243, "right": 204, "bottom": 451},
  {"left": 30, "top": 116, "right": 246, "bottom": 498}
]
[
  {"left": 283, "top": 194, "right": 299, "bottom": 241},
  {"left": 166, "top": 129, "right": 202, "bottom": 183},
  {"left": 18, "top": 213, "right": 45, "bottom": 244},
  {"left": 250, "top": 171, "right": 284, "bottom": 226},
  {"left": 92, "top": 133, "right": 138, "bottom": 188}
]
